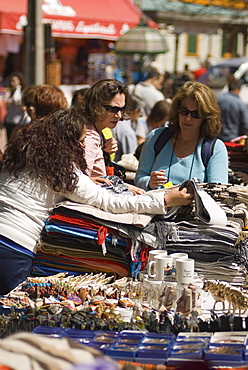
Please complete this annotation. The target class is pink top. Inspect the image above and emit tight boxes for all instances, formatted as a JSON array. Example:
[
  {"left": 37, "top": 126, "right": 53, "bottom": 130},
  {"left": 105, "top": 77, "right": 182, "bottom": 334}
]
[{"left": 84, "top": 123, "right": 106, "bottom": 177}]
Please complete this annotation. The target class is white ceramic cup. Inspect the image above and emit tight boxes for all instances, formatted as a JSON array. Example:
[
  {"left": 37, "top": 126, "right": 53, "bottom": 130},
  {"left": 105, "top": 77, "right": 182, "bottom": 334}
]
[
  {"left": 148, "top": 255, "right": 172, "bottom": 281},
  {"left": 148, "top": 249, "right": 168, "bottom": 263},
  {"left": 176, "top": 258, "right": 195, "bottom": 285},
  {"left": 169, "top": 252, "right": 188, "bottom": 266}
]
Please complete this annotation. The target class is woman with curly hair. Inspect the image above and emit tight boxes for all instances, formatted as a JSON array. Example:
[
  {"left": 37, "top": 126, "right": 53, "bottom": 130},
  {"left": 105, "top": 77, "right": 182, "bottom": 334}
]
[
  {"left": 0, "top": 108, "right": 193, "bottom": 294},
  {"left": 135, "top": 81, "right": 229, "bottom": 190}
]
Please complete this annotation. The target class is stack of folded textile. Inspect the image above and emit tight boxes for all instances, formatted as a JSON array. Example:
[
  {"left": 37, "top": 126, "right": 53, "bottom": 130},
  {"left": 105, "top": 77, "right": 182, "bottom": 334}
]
[
  {"left": 225, "top": 141, "right": 248, "bottom": 174},
  {"left": 32, "top": 183, "right": 248, "bottom": 285},
  {"left": 160, "top": 182, "right": 248, "bottom": 284},
  {"left": 164, "top": 219, "right": 244, "bottom": 284},
  {"left": 32, "top": 203, "right": 153, "bottom": 279}
]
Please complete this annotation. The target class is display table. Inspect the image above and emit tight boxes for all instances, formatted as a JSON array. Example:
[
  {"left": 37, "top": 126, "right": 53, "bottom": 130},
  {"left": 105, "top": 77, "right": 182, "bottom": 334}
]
[{"left": 1, "top": 272, "right": 248, "bottom": 368}]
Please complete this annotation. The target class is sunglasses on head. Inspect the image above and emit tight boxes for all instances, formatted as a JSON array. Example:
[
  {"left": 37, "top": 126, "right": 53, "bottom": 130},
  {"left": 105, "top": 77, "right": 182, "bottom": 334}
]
[
  {"left": 104, "top": 105, "right": 126, "bottom": 114},
  {"left": 107, "top": 82, "right": 126, "bottom": 93},
  {"left": 178, "top": 106, "right": 202, "bottom": 119}
]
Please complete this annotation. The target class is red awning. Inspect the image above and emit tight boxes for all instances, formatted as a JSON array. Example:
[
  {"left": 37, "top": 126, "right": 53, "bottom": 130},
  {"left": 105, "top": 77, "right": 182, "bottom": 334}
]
[{"left": 0, "top": 0, "right": 147, "bottom": 40}]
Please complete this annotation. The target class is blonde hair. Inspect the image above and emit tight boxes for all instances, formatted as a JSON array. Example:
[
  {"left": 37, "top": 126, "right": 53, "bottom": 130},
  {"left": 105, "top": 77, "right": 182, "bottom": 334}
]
[{"left": 169, "top": 81, "right": 221, "bottom": 138}]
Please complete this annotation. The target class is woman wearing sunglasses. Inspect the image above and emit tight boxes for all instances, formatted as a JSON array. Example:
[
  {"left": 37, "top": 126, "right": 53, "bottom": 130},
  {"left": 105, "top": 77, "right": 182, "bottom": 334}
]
[
  {"left": 79, "top": 79, "right": 144, "bottom": 194},
  {"left": 134, "top": 81, "right": 228, "bottom": 190},
  {"left": 0, "top": 109, "right": 194, "bottom": 294}
]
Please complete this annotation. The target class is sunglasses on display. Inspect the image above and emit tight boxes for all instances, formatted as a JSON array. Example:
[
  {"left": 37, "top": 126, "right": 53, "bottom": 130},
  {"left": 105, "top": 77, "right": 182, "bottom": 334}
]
[
  {"left": 104, "top": 105, "right": 126, "bottom": 114},
  {"left": 178, "top": 106, "right": 202, "bottom": 119}
]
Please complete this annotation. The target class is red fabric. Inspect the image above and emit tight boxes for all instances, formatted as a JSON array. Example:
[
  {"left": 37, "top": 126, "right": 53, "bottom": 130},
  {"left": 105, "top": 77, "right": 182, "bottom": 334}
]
[
  {"left": 0, "top": 0, "right": 155, "bottom": 40},
  {"left": 50, "top": 213, "right": 105, "bottom": 230},
  {"left": 225, "top": 142, "right": 244, "bottom": 149},
  {"left": 225, "top": 141, "right": 248, "bottom": 173},
  {"left": 50, "top": 213, "right": 109, "bottom": 245},
  {"left": 97, "top": 226, "right": 108, "bottom": 246},
  {"left": 105, "top": 166, "right": 115, "bottom": 176},
  {"left": 49, "top": 213, "right": 121, "bottom": 237},
  {"left": 140, "top": 245, "right": 153, "bottom": 270}
]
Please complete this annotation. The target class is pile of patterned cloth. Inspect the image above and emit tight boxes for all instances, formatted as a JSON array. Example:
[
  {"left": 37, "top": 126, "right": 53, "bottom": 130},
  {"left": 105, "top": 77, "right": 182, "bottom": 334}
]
[
  {"left": 32, "top": 203, "right": 154, "bottom": 279},
  {"left": 32, "top": 182, "right": 248, "bottom": 285},
  {"left": 225, "top": 136, "right": 248, "bottom": 175},
  {"left": 162, "top": 183, "right": 248, "bottom": 284}
]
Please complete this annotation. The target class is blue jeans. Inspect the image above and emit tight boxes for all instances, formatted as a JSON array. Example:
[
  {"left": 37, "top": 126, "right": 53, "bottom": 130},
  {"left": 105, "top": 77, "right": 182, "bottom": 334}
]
[{"left": 0, "top": 243, "right": 34, "bottom": 295}]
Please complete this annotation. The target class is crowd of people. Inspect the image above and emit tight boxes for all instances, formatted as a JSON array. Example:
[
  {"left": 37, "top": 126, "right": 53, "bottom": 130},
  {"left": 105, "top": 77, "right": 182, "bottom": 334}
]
[{"left": 0, "top": 64, "right": 247, "bottom": 294}]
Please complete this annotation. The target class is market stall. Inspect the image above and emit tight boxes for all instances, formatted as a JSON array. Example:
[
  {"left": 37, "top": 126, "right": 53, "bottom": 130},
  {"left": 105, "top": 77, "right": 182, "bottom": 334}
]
[
  {"left": 1, "top": 270, "right": 248, "bottom": 368},
  {"left": 0, "top": 177, "right": 248, "bottom": 367},
  {"left": 0, "top": 0, "right": 157, "bottom": 85}
]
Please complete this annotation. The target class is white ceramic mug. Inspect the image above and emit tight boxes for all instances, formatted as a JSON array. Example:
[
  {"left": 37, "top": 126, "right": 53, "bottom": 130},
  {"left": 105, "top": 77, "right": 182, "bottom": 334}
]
[
  {"left": 169, "top": 252, "right": 188, "bottom": 266},
  {"left": 176, "top": 258, "right": 195, "bottom": 285},
  {"left": 147, "top": 250, "right": 168, "bottom": 276},
  {"left": 148, "top": 255, "right": 172, "bottom": 281},
  {"left": 148, "top": 249, "right": 168, "bottom": 262},
  {"left": 169, "top": 252, "right": 188, "bottom": 276}
]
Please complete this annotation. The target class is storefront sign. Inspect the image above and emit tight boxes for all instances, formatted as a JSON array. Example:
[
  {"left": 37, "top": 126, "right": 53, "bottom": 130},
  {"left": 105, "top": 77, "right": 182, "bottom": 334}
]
[{"left": 0, "top": 0, "right": 142, "bottom": 40}]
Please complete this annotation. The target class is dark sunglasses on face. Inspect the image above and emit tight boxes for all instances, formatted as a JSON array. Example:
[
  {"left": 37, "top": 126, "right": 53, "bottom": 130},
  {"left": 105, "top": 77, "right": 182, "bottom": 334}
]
[
  {"left": 25, "top": 103, "right": 34, "bottom": 108},
  {"left": 104, "top": 105, "right": 126, "bottom": 114},
  {"left": 178, "top": 106, "right": 202, "bottom": 119}
]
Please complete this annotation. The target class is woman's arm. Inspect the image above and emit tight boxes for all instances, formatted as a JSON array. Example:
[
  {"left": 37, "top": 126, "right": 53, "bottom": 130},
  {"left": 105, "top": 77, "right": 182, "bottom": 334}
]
[
  {"left": 206, "top": 139, "right": 229, "bottom": 183},
  {"left": 84, "top": 127, "right": 106, "bottom": 177},
  {"left": 134, "top": 130, "right": 159, "bottom": 191},
  {"left": 65, "top": 171, "right": 192, "bottom": 215},
  {"left": 134, "top": 128, "right": 168, "bottom": 191}
]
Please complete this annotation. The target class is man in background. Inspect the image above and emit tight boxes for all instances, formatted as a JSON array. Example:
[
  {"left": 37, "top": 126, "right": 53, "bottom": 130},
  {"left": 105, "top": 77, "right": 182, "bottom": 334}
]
[
  {"left": 217, "top": 79, "right": 248, "bottom": 142},
  {"left": 128, "top": 67, "right": 164, "bottom": 116}
]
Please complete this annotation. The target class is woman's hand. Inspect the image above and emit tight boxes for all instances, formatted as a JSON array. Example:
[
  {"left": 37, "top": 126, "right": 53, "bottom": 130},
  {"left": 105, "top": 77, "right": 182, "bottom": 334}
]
[
  {"left": 90, "top": 176, "right": 113, "bottom": 186},
  {"left": 126, "top": 183, "right": 146, "bottom": 195},
  {"left": 103, "top": 137, "right": 118, "bottom": 155},
  {"left": 149, "top": 170, "right": 167, "bottom": 189},
  {"left": 164, "top": 186, "right": 193, "bottom": 207}
]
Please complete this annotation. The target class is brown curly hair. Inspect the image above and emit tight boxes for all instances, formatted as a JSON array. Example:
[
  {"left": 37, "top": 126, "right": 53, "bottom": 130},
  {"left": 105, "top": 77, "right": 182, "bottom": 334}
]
[
  {"left": 169, "top": 81, "right": 222, "bottom": 138},
  {"left": 2, "top": 109, "right": 86, "bottom": 193},
  {"left": 79, "top": 79, "right": 130, "bottom": 125}
]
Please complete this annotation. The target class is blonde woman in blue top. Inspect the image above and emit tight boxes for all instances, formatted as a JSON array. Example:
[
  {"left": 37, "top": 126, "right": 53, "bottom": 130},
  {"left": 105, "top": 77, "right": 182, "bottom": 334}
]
[{"left": 134, "top": 81, "right": 229, "bottom": 191}]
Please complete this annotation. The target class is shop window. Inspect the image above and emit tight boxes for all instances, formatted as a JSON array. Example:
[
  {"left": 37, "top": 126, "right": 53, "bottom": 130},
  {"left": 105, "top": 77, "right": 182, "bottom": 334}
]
[
  {"left": 186, "top": 34, "right": 198, "bottom": 56},
  {"left": 222, "top": 30, "right": 238, "bottom": 57},
  {"left": 222, "top": 30, "right": 228, "bottom": 56}
]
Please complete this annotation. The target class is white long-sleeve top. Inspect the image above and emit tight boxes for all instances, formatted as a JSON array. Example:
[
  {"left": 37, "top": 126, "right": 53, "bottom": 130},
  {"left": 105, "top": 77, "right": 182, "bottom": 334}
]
[{"left": 0, "top": 169, "right": 166, "bottom": 254}]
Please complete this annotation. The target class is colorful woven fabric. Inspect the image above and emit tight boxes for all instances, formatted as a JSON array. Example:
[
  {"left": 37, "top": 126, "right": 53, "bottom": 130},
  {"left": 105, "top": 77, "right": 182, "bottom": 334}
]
[
  {"left": 32, "top": 207, "right": 132, "bottom": 278},
  {"left": 225, "top": 142, "right": 248, "bottom": 173}
]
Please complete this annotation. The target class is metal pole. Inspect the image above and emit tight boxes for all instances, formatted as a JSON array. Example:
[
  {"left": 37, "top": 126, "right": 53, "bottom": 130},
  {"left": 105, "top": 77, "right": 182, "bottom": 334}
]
[
  {"left": 174, "top": 33, "right": 180, "bottom": 75},
  {"left": 35, "top": 0, "right": 45, "bottom": 84},
  {"left": 25, "top": 0, "right": 36, "bottom": 85}
]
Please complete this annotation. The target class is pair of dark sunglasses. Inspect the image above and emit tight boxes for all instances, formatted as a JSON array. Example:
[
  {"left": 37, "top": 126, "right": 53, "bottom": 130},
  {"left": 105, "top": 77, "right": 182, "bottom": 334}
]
[
  {"left": 178, "top": 106, "right": 202, "bottom": 119},
  {"left": 104, "top": 105, "right": 126, "bottom": 114},
  {"left": 25, "top": 103, "right": 34, "bottom": 108}
]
